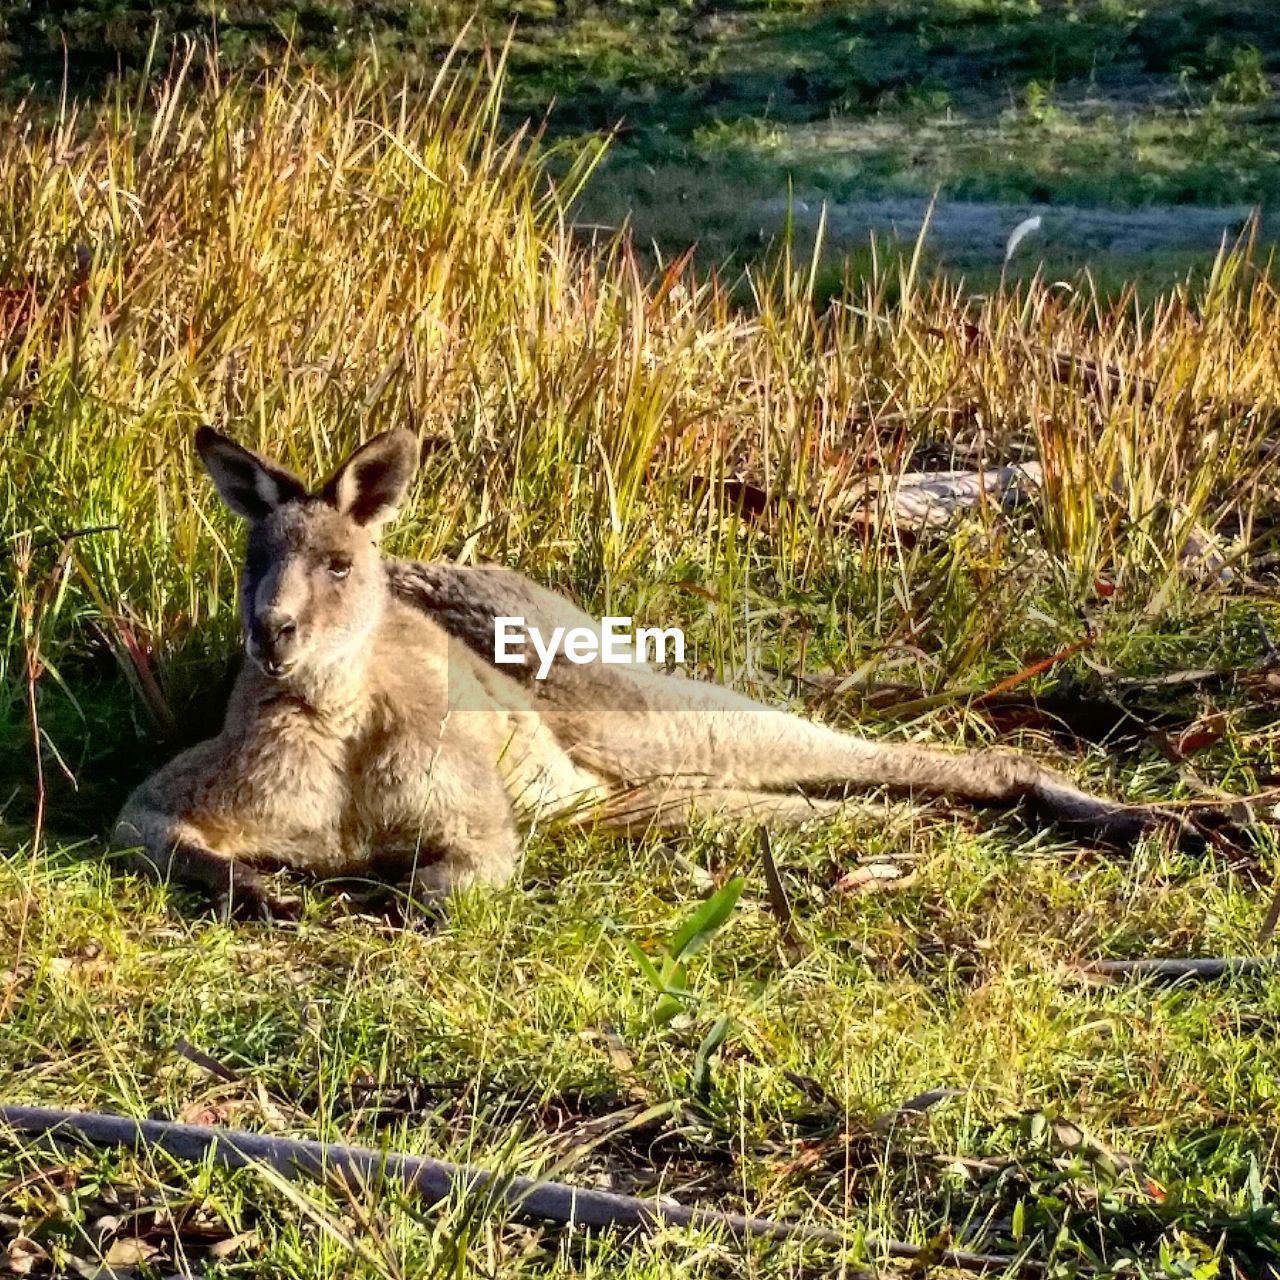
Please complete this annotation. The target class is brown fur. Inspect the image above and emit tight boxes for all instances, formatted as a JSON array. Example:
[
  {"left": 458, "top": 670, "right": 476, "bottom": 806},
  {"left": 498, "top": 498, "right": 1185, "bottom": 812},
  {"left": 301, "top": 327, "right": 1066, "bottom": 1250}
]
[{"left": 115, "top": 430, "right": 1196, "bottom": 919}]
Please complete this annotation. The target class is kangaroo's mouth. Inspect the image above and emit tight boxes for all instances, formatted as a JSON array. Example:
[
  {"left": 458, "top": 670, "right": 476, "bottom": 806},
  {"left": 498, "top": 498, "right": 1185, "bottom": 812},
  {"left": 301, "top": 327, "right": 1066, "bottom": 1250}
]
[{"left": 247, "top": 642, "right": 299, "bottom": 680}]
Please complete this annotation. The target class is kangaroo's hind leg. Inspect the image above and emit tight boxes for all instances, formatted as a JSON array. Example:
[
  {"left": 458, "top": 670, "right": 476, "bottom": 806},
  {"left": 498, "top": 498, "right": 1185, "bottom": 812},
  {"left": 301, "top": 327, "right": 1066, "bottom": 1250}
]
[
  {"left": 759, "top": 714, "right": 1195, "bottom": 847},
  {"left": 587, "top": 784, "right": 868, "bottom": 835},
  {"left": 600, "top": 697, "right": 1195, "bottom": 849}
]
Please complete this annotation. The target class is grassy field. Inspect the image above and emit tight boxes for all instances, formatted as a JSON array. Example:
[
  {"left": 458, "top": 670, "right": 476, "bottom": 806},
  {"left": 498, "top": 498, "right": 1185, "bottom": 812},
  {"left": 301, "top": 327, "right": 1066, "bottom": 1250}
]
[
  {"left": 3, "top": 1, "right": 1279, "bottom": 283},
  {"left": 2, "top": 44, "right": 1280, "bottom": 1280}
]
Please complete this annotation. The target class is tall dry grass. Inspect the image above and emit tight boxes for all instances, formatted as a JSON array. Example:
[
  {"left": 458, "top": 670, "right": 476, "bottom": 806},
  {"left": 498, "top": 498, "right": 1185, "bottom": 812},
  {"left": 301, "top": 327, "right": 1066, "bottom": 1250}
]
[{"left": 1, "top": 47, "right": 1277, "bottom": 704}]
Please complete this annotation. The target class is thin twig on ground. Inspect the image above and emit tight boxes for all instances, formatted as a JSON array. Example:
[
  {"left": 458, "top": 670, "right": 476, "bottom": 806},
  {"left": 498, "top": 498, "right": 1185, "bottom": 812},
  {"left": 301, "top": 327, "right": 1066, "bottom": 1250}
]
[
  {"left": 1079, "top": 956, "right": 1280, "bottom": 981},
  {"left": 1259, "top": 889, "right": 1280, "bottom": 947},
  {"left": 757, "top": 828, "right": 808, "bottom": 965}
]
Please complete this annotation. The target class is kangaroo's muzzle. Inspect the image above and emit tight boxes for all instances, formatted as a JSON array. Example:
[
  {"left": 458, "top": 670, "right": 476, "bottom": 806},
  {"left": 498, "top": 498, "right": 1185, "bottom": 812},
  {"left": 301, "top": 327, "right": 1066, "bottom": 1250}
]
[{"left": 250, "top": 610, "right": 301, "bottom": 677}]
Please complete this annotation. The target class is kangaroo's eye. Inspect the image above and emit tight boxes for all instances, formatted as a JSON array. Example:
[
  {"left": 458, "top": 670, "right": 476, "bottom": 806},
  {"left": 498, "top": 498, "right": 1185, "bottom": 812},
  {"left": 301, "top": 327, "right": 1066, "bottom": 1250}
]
[{"left": 327, "top": 558, "right": 352, "bottom": 580}]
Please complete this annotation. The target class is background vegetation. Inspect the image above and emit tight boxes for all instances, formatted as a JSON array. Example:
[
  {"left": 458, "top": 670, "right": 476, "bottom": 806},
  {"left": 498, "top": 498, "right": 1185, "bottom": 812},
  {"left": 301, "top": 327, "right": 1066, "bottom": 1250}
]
[
  {"left": 0, "top": 11, "right": 1279, "bottom": 1280},
  {"left": 2, "top": 0, "right": 1278, "bottom": 282}
]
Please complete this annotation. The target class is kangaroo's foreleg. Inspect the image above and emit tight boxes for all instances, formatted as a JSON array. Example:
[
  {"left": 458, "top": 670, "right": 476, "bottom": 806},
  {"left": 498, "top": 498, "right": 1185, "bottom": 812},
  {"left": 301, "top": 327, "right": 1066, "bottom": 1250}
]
[
  {"left": 397, "top": 748, "right": 524, "bottom": 905},
  {"left": 402, "top": 812, "right": 520, "bottom": 902},
  {"left": 113, "top": 806, "right": 296, "bottom": 922}
]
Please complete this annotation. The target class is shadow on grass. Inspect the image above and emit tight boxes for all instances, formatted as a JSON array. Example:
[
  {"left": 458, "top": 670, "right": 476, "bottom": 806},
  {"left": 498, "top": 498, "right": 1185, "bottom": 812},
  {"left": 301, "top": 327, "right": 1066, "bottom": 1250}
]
[
  {"left": 8, "top": 1, "right": 1280, "bottom": 120},
  {"left": 0, "top": 642, "right": 239, "bottom": 846}
]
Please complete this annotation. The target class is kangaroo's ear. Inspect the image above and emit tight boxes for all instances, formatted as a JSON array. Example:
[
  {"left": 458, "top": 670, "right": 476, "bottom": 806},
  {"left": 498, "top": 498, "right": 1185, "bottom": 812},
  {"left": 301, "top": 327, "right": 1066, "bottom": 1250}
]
[
  {"left": 195, "top": 427, "right": 307, "bottom": 521},
  {"left": 321, "top": 430, "right": 418, "bottom": 528}
]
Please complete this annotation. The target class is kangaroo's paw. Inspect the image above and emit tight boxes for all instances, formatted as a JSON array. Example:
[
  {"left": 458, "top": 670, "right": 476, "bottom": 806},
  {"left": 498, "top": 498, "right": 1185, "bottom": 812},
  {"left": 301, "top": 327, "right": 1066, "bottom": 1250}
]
[
  {"left": 1025, "top": 779, "right": 1200, "bottom": 851},
  {"left": 405, "top": 851, "right": 514, "bottom": 913},
  {"left": 406, "top": 864, "right": 465, "bottom": 909},
  {"left": 1030, "top": 777, "right": 1266, "bottom": 858},
  {"left": 1182, "top": 805, "right": 1260, "bottom": 863},
  {"left": 1046, "top": 794, "right": 1259, "bottom": 860},
  {"left": 214, "top": 865, "right": 301, "bottom": 924}
]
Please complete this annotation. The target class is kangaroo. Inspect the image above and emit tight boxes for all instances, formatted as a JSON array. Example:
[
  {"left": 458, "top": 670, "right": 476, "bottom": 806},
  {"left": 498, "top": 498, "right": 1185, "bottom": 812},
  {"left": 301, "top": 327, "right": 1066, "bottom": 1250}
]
[{"left": 115, "top": 428, "right": 1200, "bottom": 920}]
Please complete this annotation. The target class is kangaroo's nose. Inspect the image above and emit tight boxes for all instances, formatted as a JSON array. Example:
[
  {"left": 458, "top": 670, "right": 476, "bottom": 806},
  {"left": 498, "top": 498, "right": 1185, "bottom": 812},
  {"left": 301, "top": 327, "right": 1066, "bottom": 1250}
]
[
  {"left": 267, "top": 616, "right": 297, "bottom": 644},
  {"left": 260, "top": 610, "right": 297, "bottom": 643},
  {"left": 256, "top": 612, "right": 300, "bottom": 676}
]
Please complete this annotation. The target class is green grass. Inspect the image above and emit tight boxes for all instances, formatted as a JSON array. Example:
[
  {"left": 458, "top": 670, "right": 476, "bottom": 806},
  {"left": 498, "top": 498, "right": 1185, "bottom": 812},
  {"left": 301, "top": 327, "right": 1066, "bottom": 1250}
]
[{"left": 2, "top": 47, "right": 1280, "bottom": 1278}]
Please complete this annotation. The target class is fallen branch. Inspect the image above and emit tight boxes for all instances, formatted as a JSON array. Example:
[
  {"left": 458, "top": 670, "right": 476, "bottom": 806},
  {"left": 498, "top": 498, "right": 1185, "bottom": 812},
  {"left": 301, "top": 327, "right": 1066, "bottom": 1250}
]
[
  {"left": 173, "top": 1037, "right": 240, "bottom": 1084},
  {"left": 0, "top": 1104, "right": 1033, "bottom": 1274},
  {"left": 1050, "top": 350, "right": 1160, "bottom": 406},
  {"left": 1080, "top": 956, "right": 1280, "bottom": 981},
  {"left": 1259, "top": 887, "right": 1280, "bottom": 947},
  {"left": 974, "top": 636, "right": 1091, "bottom": 703},
  {"left": 4, "top": 523, "right": 120, "bottom": 557},
  {"left": 1103, "top": 667, "right": 1226, "bottom": 691},
  {"left": 841, "top": 463, "right": 1042, "bottom": 530},
  {"left": 873, "top": 1087, "right": 967, "bottom": 1132}
]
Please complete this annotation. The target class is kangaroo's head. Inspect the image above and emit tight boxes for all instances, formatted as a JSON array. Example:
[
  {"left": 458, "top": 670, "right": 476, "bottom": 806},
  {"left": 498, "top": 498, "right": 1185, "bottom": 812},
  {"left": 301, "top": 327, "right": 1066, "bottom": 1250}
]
[{"left": 195, "top": 427, "right": 418, "bottom": 680}]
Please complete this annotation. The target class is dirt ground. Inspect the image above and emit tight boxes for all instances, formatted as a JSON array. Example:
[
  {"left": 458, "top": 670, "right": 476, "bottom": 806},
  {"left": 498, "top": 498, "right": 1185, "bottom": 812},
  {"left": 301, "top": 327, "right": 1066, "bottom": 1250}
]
[{"left": 753, "top": 195, "right": 1272, "bottom": 268}]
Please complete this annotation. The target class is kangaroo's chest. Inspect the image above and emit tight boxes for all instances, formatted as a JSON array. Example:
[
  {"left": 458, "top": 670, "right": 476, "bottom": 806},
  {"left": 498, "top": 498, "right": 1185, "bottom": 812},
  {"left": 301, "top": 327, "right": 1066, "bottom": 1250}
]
[
  {"left": 239, "top": 662, "right": 603, "bottom": 873},
  {"left": 346, "top": 717, "right": 446, "bottom": 818},
  {"left": 344, "top": 701, "right": 595, "bottom": 824}
]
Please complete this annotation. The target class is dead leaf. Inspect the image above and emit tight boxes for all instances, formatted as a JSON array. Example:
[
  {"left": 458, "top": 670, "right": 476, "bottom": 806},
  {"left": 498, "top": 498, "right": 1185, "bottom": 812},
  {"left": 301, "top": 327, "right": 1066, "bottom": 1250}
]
[
  {"left": 208, "top": 1230, "right": 258, "bottom": 1259},
  {"left": 580, "top": 1025, "right": 635, "bottom": 1076},
  {"left": 2, "top": 896, "right": 38, "bottom": 928},
  {"left": 671, "top": 580, "right": 720, "bottom": 603},
  {"left": 772, "top": 1139, "right": 828, "bottom": 1179},
  {"left": 255, "top": 1079, "right": 295, "bottom": 1130},
  {"left": 66, "top": 1259, "right": 148, "bottom": 1280},
  {"left": 3, "top": 1237, "right": 47, "bottom": 1277},
  {"left": 758, "top": 828, "right": 809, "bottom": 963},
  {"left": 64, "top": 1262, "right": 108, "bottom": 1280},
  {"left": 1, "top": 1160, "right": 79, "bottom": 1199},
  {"left": 102, "top": 1238, "right": 157, "bottom": 1267},
  {"left": 904, "top": 1225, "right": 956, "bottom": 1275},
  {"left": 176, "top": 1101, "right": 229, "bottom": 1127},
  {"left": 1175, "top": 713, "right": 1228, "bottom": 756},
  {"left": 111, "top": 621, "right": 175, "bottom": 736},
  {"left": 835, "top": 863, "right": 916, "bottom": 895},
  {"left": 47, "top": 945, "right": 110, "bottom": 981},
  {"left": 1048, "top": 1118, "right": 1138, "bottom": 1174}
]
